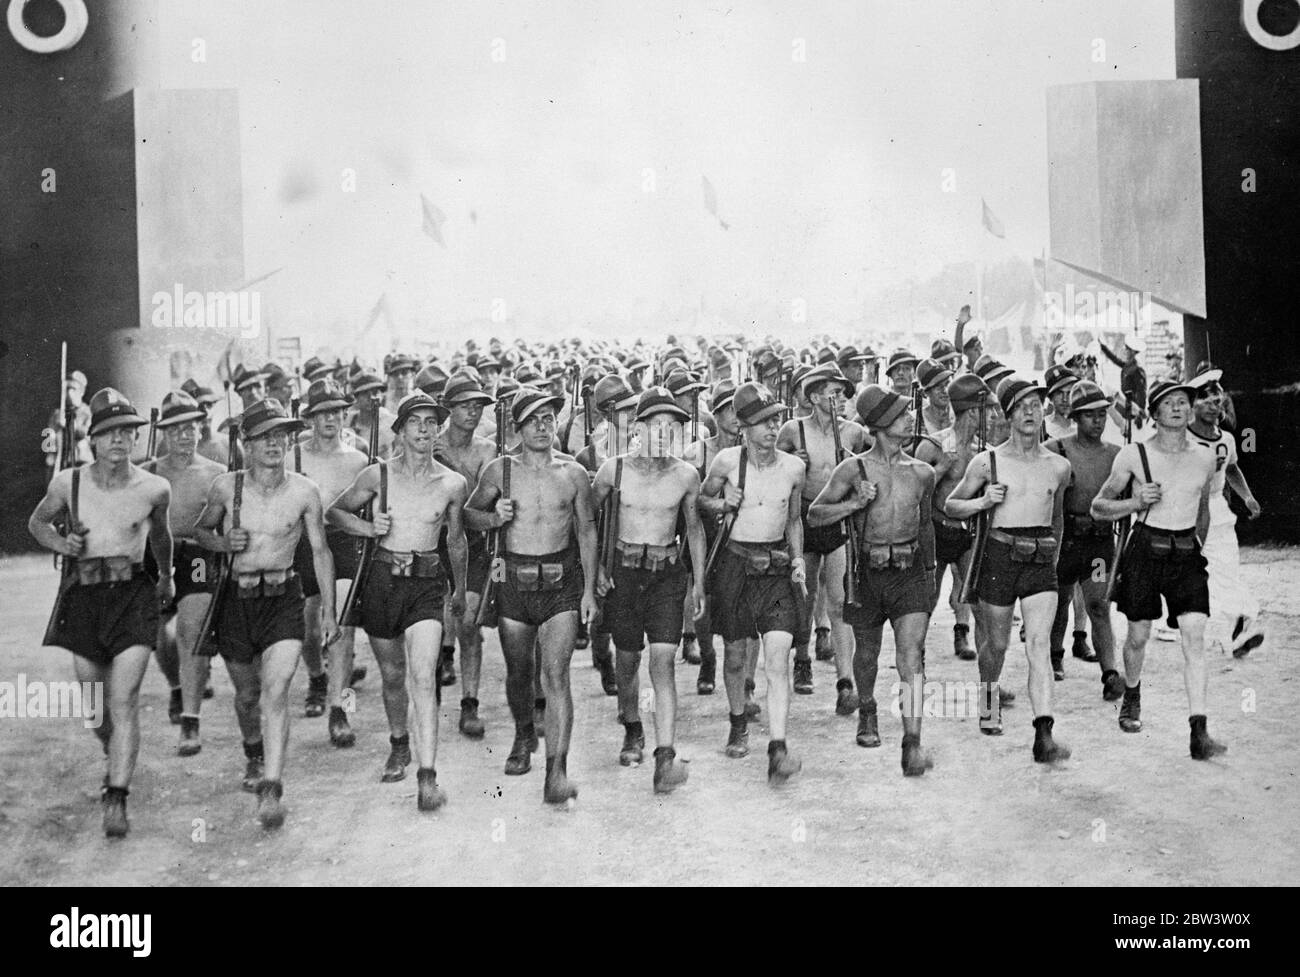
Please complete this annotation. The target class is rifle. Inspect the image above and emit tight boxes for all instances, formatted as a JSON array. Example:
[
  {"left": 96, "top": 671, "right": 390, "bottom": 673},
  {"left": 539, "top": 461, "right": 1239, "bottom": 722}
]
[
  {"left": 42, "top": 465, "right": 82, "bottom": 646},
  {"left": 1105, "top": 394, "right": 1135, "bottom": 602},
  {"left": 340, "top": 401, "right": 384, "bottom": 627},
  {"left": 195, "top": 426, "right": 241, "bottom": 657},
  {"left": 599, "top": 458, "right": 622, "bottom": 581},
  {"left": 958, "top": 390, "right": 992, "bottom": 604},
  {"left": 145, "top": 407, "right": 159, "bottom": 462},
  {"left": 476, "top": 401, "right": 510, "bottom": 627},
  {"left": 828, "top": 398, "right": 860, "bottom": 607},
  {"left": 291, "top": 397, "right": 302, "bottom": 473},
  {"left": 704, "top": 446, "right": 747, "bottom": 580},
  {"left": 691, "top": 393, "right": 700, "bottom": 445}
]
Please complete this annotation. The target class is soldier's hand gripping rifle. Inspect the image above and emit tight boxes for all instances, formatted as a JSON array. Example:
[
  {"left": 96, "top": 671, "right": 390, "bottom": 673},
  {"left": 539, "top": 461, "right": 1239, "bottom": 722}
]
[
  {"left": 704, "top": 446, "right": 747, "bottom": 581},
  {"left": 958, "top": 389, "right": 992, "bottom": 605},
  {"left": 829, "top": 394, "right": 860, "bottom": 607},
  {"left": 1105, "top": 393, "right": 1135, "bottom": 602},
  {"left": 476, "top": 400, "right": 510, "bottom": 627},
  {"left": 194, "top": 425, "right": 242, "bottom": 657},
  {"left": 42, "top": 360, "right": 83, "bottom": 645},
  {"left": 339, "top": 401, "right": 384, "bottom": 627}
]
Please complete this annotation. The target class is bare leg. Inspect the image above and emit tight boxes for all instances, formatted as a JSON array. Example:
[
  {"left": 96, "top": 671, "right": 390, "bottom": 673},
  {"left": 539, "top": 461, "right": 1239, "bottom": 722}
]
[
  {"left": 821, "top": 546, "right": 857, "bottom": 696},
  {"left": 327, "top": 579, "right": 357, "bottom": 711},
  {"left": 851, "top": 623, "right": 883, "bottom": 748},
  {"left": 1176, "top": 612, "right": 1209, "bottom": 716},
  {"left": 259, "top": 639, "right": 301, "bottom": 783},
  {"left": 175, "top": 594, "right": 212, "bottom": 716},
  {"left": 1122, "top": 619, "right": 1151, "bottom": 688},
  {"left": 224, "top": 658, "right": 263, "bottom": 744},
  {"left": 75, "top": 646, "right": 151, "bottom": 788},
  {"left": 403, "top": 619, "right": 443, "bottom": 769},
  {"left": 893, "top": 612, "right": 933, "bottom": 775},
  {"left": 647, "top": 642, "right": 678, "bottom": 746},
  {"left": 498, "top": 619, "right": 539, "bottom": 729},
  {"left": 538, "top": 610, "right": 579, "bottom": 802},
  {"left": 458, "top": 591, "right": 484, "bottom": 701},
  {"left": 1019, "top": 590, "right": 1058, "bottom": 718},
  {"left": 368, "top": 635, "right": 408, "bottom": 738},
  {"left": 301, "top": 594, "right": 326, "bottom": 678},
  {"left": 761, "top": 630, "right": 794, "bottom": 740}
]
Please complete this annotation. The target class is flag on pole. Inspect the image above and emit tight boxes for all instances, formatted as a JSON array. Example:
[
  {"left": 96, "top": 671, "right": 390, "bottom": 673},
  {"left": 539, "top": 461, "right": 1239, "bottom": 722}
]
[
  {"left": 215, "top": 338, "right": 237, "bottom": 385},
  {"left": 981, "top": 198, "right": 1005, "bottom": 239},
  {"left": 420, "top": 194, "right": 447, "bottom": 247},
  {"left": 702, "top": 175, "right": 730, "bottom": 231}
]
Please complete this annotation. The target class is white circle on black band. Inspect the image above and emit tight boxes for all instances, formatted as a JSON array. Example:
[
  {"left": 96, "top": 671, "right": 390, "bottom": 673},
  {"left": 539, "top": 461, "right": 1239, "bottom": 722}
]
[
  {"left": 1242, "top": 0, "right": 1300, "bottom": 51},
  {"left": 7, "top": 0, "right": 88, "bottom": 54}
]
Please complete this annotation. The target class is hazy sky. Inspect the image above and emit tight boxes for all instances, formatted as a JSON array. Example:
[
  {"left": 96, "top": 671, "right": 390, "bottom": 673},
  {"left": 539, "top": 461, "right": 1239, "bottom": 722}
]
[{"left": 158, "top": 0, "right": 1176, "bottom": 345}]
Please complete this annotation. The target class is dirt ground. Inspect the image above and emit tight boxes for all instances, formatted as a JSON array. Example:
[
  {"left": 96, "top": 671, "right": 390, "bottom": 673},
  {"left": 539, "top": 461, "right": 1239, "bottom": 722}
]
[{"left": 1, "top": 547, "right": 1295, "bottom": 887}]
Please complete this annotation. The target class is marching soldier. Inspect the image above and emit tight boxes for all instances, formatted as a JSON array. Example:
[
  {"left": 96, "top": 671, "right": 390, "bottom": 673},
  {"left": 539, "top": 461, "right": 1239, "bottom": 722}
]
[
  {"left": 1092, "top": 379, "right": 1226, "bottom": 760},
  {"left": 809, "top": 386, "right": 936, "bottom": 775},
  {"left": 194, "top": 399, "right": 338, "bottom": 828},
  {"left": 30, "top": 389, "right": 175, "bottom": 837},
  {"left": 700, "top": 382, "right": 808, "bottom": 785},
  {"left": 591, "top": 388, "right": 707, "bottom": 792},
  {"left": 945, "top": 377, "right": 1072, "bottom": 763}
]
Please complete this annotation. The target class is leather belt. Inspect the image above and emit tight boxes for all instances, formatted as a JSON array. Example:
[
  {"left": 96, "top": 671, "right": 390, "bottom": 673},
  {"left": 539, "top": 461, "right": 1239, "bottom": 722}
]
[
  {"left": 615, "top": 540, "right": 679, "bottom": 571},
  {"left": 234, "top": 568, "right": 296, "bottom": 598}
]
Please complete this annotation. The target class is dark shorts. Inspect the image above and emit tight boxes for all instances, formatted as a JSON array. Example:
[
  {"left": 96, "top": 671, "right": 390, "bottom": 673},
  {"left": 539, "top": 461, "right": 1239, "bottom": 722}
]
[
  {"left": 844, "top": 563, "right": 934, "bottom": 630},
  {"left": 217, "top": 577, "right": 305, "bottom": 665},
  {"left": 360, "top": 565, "right": 448, "bottom": 639},
  {"left": 439, "top": 529, "right": 490, "bottom": 596},
  {"left": 1115, "top": 525, "right": 1210, "bottom": 626},
  {"left": 605, "top": 559, "right": 689, "bottom": 651},
  {"left": 295, "top": 530, "right": 362, "bottom": 597},
  {"left": 801, "top": 497, "right": 847, "bottom": 556},
  {"left": 933, "top": 520, "right": 972, "bottom": 566},
  {"left": 976, "top": 527, "right": 1058, "bottom": 608},
  {"left": 497, "top": 544, "right": 584, "bottom": 629},
  {"left": 47, "top": 574, "right": 159, "bottom": 665},
  {"left": 1055, "top": 531, "right": 1113, "bottom": 589},
  {"left": 144, "top": 541, "right": 216, "bottom": 611},
  {"left": 711, "top": 541, "right": 804, "bottom": 642}
]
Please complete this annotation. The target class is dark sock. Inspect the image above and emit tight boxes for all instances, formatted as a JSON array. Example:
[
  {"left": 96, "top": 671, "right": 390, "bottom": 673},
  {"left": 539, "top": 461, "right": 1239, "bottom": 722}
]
[
  {"left": 461, "top": 696, "right": 478, "bottom": 709},
  {"left": 836, "top": 678, "right": 853, "bottom": 693},
  {"left": 534, "top": 697, "right": 546, "bottom": 712},
  {"left": 654, "top": 746, "right": 676, "bottom": 760},
  {"left": 1101, "top": 669, "right": 1118, "bottom": 682},
  {"left": 729, "top": 712, "right": 746, "bottom": 731},
  {"left": 623, "top": 720, "right": 643, "bottom": 739},
  {"left": 767, "top": 739, "right": 787, "bottom": 756},
  {"left": 102, "top": 785, "right": 129, "bottom": 800},
  {"left": 308, "top": 672, "right": 327, "bottom": 690},
  {"left": 1123, "top": 682, "right": 1141, "bottom": 702},
  {"left": 516, "top": 722, "right": 535, "bottom": 741},
  {"left": 1073, "top": 630, "right": 1087, "bottom": 639},
  {"left": 243, "top": 740, "right": 264, "bottom": 760},
  {"left": 389, "top": 734, "right": 409, "bottom": 748}
]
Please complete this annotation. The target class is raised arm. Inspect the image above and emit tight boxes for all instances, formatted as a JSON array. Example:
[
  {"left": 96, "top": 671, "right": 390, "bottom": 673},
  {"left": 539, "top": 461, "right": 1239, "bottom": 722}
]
[
  {"left": 943, "top": 450, "right": 999, "bottom": 521},
  {"left": 464, "top": 456, "right": 506, "bottom": 533},
  {"left": 1090, "top": 445, "right": 1147, "bottom": 522},
  {"left": 326, "top": 464, "right": 385, "bottom": 538},
  {"left": 807, "top": 456, "right": 873, "bottom": 528},
  {"left": 27, "top": 471, "right": 79, "bottom": 556}
]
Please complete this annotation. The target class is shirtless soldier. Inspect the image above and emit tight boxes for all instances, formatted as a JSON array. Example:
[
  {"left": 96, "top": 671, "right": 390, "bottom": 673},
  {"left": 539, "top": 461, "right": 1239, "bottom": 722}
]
[
  {"left": 295, "top": 380, "right": 369, "bottom": 746},
  {"left": 592, "top": 388, "right": 706, "bottom": 792},
  {"left": 465, "top": 388, "right": 600, "bottom": 804},
  {"left": 776, "top": 364, "right": 868, "bottom": 709},
  {"left": 912, "top": 375, "right": 992, "bottom": 661},
  {"left": 945, "top": 377, "right": 1071, "bottom": 763},
  {"left": 1045, "top": 380, "right": 1124, "bottom": 698},
  {"left": 701, "top": 382, "right": 807, "bottom": 784},
  {"left": 330, "top": 393, "right": 468, "bottom": 808},
  {"left": 683, "top": 381, "right": 742, "bottom": 696},
  {"left": 31, "top": 389, "right": 174, "bottom": 837},
  {"left": 143, "top": 392, "right": 224, "bottom": 756},
  {"left": 430, "top": 372, "right": 498, "bottom": 738},
  {"left": 194, "top": 399, "right": 338, "bottom": 828},
  {"left": 809, "top": 386, "right": 936, "bottom": 775},
  {"left": 1091, "top": 379, "right": 1225, "bottom": 759}
]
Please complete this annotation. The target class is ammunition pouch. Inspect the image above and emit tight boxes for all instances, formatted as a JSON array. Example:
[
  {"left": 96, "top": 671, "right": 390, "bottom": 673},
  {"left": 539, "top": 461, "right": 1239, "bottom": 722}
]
[
  {"left": 990, "top": 529, "right": 1056, "bottom": 565},
  {"left": 234, "top": 568, "right": 295, "bottom": 598},
  {"left": 615, "top": 541, "right": 680, "bottom": 572},
  {"left": 1065, "top": 513, "right": 1110, "bottom": 539},
  {"left": 865, "top": 540, "right": 918, "bottom": 571},
  {"left": 509, "top": 560, "right": 567, "bottom": 592},
  {"left": 1144, "top": 529, "right": 1197, "bottom": 560},
  {"left": 727, "top": 541, "right": 793, "bottom": 577},
  {"left": 73, "top": 556, "right": 141, "bottom": 586},
  {"left": 374, "top": 548, "right": 443, "bottom": 578}
]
